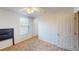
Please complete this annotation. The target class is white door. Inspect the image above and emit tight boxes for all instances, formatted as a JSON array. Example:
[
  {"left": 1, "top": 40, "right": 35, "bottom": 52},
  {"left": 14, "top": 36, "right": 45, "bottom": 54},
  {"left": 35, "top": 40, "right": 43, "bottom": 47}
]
[
  {"left": 57, "top": 14, "right": 74, "bottom": 50},
  {"left": 65, "top": 15, "right": 74, "bottom": 50},
  {"left": 57, "top": 15, "right": 66, "bottom": 48}
]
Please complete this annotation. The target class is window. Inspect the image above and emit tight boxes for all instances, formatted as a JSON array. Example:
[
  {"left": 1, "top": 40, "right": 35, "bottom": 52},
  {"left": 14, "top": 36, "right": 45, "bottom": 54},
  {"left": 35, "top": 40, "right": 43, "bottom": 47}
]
[{"left": 20, "top": 16, "right": 29, "bottom": 35}]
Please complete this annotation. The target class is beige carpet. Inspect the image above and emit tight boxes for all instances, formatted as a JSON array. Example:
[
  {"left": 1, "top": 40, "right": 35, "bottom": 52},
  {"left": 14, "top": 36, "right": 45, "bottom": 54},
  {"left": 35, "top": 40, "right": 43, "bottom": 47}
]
[
  {"left": 29, "top": 40, "right": 65, "bottom": 51},
  {"left": 1, "top": 37, "right": 65, "bottom": 51}
]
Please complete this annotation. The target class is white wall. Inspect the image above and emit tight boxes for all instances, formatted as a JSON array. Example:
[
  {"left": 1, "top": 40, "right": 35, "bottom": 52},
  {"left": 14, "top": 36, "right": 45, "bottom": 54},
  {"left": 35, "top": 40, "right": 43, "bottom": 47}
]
[
  {"left": 38, "top": 8, "right": 78, "bottom": 50},
  {"left": 0, "top": 8, "right": 33, "bottom": 49},
  {"left": 74, "top": 7, "right": 79, "bottom": 13}
]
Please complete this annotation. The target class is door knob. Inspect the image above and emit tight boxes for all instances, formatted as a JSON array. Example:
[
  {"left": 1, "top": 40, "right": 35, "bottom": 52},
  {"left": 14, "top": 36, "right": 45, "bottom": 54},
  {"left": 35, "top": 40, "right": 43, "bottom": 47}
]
[{"left": 57, "top": 33, "right": 60, "bottom": 36}]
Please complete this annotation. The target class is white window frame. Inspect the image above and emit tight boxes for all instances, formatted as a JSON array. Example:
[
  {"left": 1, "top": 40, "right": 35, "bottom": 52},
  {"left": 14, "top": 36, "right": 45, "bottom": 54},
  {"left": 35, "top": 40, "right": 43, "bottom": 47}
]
[{"left": 20, "top": 16, "right": 29, "bottom": 35}]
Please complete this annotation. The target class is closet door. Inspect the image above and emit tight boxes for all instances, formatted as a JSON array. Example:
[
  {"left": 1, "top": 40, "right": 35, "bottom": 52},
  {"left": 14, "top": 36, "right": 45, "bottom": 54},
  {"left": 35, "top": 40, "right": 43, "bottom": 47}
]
[
  {"left": 57, "top": 15, "right": 66, "bottom": 49},
  {"left": 57, "top": 14, "right": 74, "bottom": 50},
  {"left": 65, "top": 15, "right": 74, "bottom": 50}
]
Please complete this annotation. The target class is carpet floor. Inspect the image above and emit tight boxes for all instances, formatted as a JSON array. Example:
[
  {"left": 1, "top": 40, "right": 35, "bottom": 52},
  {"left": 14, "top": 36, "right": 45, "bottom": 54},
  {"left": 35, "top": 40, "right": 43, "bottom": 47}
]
[{"left": 1, "top": 37, "right": 66, "bottom": 51}]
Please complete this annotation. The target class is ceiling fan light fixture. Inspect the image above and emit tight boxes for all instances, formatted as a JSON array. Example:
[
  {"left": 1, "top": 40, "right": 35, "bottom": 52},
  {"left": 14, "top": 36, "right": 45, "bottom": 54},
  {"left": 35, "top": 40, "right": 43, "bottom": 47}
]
[
  {"left": 26, "top": 8, "right": 34, "bottom": 14},
  {"left": 21, "top": 7, "right": 40, "bottom": 14}
]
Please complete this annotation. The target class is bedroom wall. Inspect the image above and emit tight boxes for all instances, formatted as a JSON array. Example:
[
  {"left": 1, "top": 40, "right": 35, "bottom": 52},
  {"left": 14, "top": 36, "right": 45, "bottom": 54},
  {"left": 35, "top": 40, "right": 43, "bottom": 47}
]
[{"left": 0, "top": 8, "right": 33, "bottom": 49}]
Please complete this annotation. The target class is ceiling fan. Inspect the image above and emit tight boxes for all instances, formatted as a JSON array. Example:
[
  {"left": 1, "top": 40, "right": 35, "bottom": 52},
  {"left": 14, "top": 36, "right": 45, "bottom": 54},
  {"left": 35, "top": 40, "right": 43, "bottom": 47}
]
[{"left": 21, "top": 7, "right": 40, "bottom": 14}]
